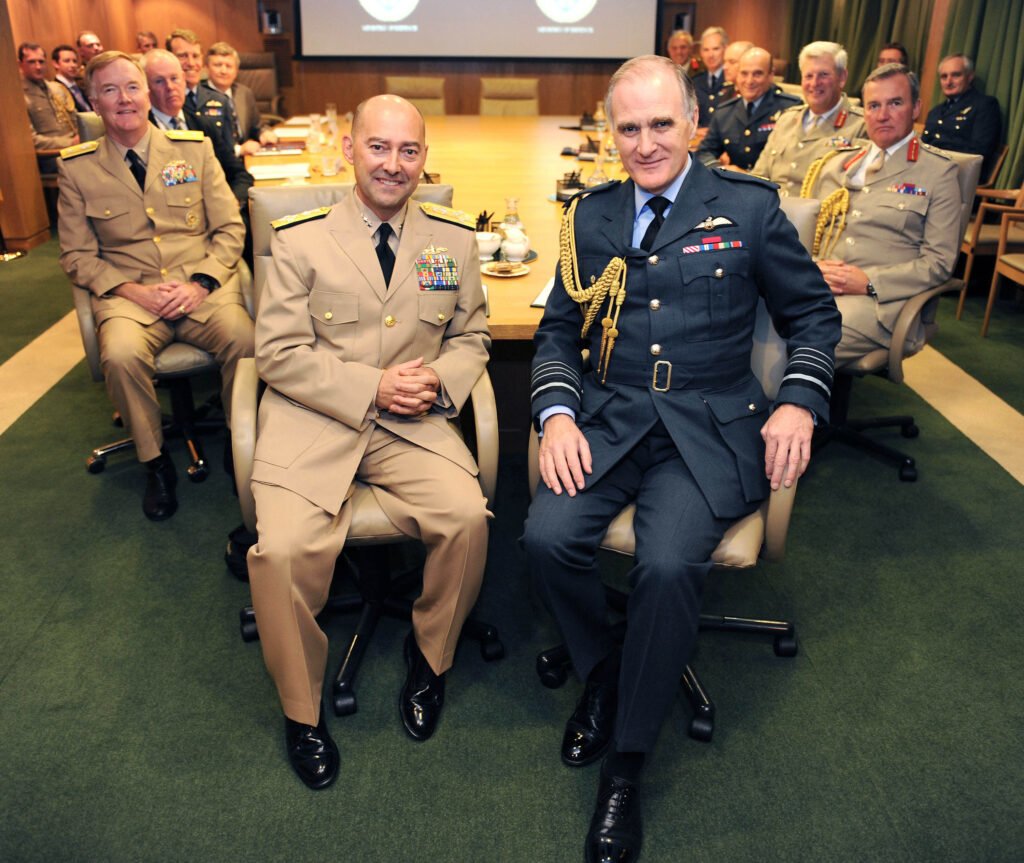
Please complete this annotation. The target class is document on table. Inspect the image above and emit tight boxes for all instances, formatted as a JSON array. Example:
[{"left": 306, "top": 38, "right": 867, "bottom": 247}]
[
  {"left": 531, "top": 278, "right": 554, "bottom": 308},
  {"left": 248, "top": 162, "right": 311, "bottom": 181}
]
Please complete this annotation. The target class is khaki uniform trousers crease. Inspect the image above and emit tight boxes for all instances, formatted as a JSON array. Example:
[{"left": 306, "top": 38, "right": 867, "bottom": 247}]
[
  {"left": 98, "top": 300, "right": 254, "bottom": 462},
  {"left": 247, "top": 424, "right": 491, "bottom": 727}
]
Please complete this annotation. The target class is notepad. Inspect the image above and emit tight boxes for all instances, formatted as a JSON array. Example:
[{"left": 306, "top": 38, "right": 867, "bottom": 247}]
[
  {"left": 248, "top": 163, "right": 311, "bottom": 181},
  {"left": 531, "top": 278, "right": 554, "bottom": 308}
]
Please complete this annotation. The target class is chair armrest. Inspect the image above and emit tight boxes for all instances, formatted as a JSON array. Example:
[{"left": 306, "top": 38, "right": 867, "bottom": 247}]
[
  {"left": 231, "top": 357, "right": 259, "bottom": 533},
  {"left": 975, "top": 188, "right": 1022, "bottom": 202},
  {"left": 236, "top": 260, "right": 255, "bottom": 318},
  {"left": 469, "top": 370, "right": 499, "bottom": 508},
  {"left": 36, "top": 149, "right": 62, "bottom": 159},
  {"left": 885, "top": 278, "right": 962, "bottom": 383},
  {"left": 263, "top": 112, "right": 286, "bottom": 127},
  {"left": 71, "top": 284, "right": 104, "bottom": 382},
  {"left": 996, "top": 209, "right": 1024, "bottom": 255},
  {"left": 762, "top": 480, "right": 798, "bottom": 562}
]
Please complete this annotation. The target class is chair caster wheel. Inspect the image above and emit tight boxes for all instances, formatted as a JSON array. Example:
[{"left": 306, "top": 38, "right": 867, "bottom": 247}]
[
  {"left": 333, "top": 691, "right": 357, "bottom": 716},
  {"left": 899, "top": 464, "right": 917, "bottom": 482},
  {"left": 86, "top": 455, "right": 106, "bottom": 474},
  {"left": 480, "top": 639, "right": 505, "bottom": 662},
  {"left": 538, "top": 665, "right": 568, "bottom": 689},
  {"left": 774, "top": 633, "right": 798, "bottom": 657},
  {"left": 688, "top": 715, "right": 714, "bottom": 742},
  {"left": 239, "top": 607, "right": 259, "bottom": 642},
  {"left": 187, "top": 461, "right": 209, "bottom": 483},
  {"left": 901, "top": 423, "right": 919, "bottom": 439}
]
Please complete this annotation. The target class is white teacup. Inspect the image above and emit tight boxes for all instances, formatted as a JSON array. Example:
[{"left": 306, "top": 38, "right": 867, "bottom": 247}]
[
  {"left": 476, "top": 231, "right": 501, "bottom": 261},
  {"left": 501, "top": 233, "right": 530, "bottom": 262}
]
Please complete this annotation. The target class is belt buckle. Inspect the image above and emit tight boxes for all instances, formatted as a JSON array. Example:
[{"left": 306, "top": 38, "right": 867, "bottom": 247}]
[{"left": 652, "top": 360, "right": 672, "bottom": 392}]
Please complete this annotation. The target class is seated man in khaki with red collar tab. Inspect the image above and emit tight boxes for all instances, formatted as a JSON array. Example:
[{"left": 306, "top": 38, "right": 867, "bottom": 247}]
[
  {"left": 57, "top": 51, "right": 253, "bottom": 521},
  {"left": 803, "top": 64, "right": 961, "bottom": 366},
  {"left": 246, "top": 95, "right": 491, "bottom": 790},
  {"left": 752, "top": 41, "right": 866, "bottom": 196}
]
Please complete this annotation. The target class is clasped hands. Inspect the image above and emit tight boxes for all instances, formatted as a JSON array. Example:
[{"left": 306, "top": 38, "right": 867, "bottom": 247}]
[
  {"left": 817, "top": 260, "right": 869, "bottom": 295},
  {"left": 375, "top": 357, "right": 440, "bottom": 418},
  {"left": 115, "top": 280, "right": 210, "bottom": 320}
]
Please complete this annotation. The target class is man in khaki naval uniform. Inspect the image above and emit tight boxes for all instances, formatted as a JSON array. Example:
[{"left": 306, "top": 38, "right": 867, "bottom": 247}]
[
  {"left": 806, "top": 64, "right": 961, "bottom": 366},
  {"left": 752, "top": 41, "right": 866, "bottom": 196},
  {"left": 58, "top": 51, "right": 253, "bottom": 520},
  {"left": 247, "top": 95, "right": 491, "bottom": 789},
  {"left": 19, "top": 42, "right": 78, "bottom": 170}
]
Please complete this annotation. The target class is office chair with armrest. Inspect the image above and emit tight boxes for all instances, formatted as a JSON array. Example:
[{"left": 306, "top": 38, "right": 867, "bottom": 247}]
[
  {"left": 479, "top": 77, "right": 540, "bottom": 116},
  {"left": 235, "top": 183, "right": 503, "bottom": 717},
  {"left": 73, "top": 264, "right": 253, "bottom": 480},
  {"left": 823, "top": 150, "right": 983, "bottom": 480},
  {"left": 385, "top": 76, "right": 446, "bottom": 115},
  {"left": 236, "top": 53, "right": 286, "bottom": 126},
  {"left": 75, "top": 111, "right": 105, "bottom": 143}
]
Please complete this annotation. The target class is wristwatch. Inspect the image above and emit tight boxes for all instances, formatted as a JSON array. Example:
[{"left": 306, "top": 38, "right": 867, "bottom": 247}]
[
  {"left": 190, "top": 273, "right": 220, "bottom": 293},
  {"left": 866, "top": 280, "right": 877, "bottom": 299}
]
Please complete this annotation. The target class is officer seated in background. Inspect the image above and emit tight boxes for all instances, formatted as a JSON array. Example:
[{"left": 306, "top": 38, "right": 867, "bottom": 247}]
[
  {"left": 19, "top": 42, "right": 78, "bottom": 171},
  {"left": 202, "top": 42, "right": 279, "bottom": 157},
  {"left": 57, "top": 51, "right": 253, "bottom": 520},
  {"left": 804, "top": 64, "right": 961, "bottom": 367},
  {"left": 697, "top": 46, "right": 801, "bottom": 171},
  {"left": 246, "top": 95, "right": 491, "bottom": 790},
  {"left": 752, "top": 40, "right": 866, "bottom": 197},
  {"left": 877, "top": 41, "right": 909, "bottom": 68},
  {"left": 920, "top": 53, "right": 1002, "bottom": 180},
  {"left": 691, "top": 26, "right": 730, "bottom": 126}
]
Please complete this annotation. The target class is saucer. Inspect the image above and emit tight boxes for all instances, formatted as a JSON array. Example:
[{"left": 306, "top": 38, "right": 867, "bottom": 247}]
[{"left": 482, "top": 261, "right": 530, "bottom": 278}]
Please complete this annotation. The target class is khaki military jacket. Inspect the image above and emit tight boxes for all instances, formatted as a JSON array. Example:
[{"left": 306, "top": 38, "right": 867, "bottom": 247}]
[
  {"left": 251, "top": 191, "right": 491, "bottom": 515},
  {"left": 57, "top": 130, "right": 246, "bottom": 326},
  {"left": 22, "top": 77, "right": 76, "bottom": 150},
  {"left": 752, "top": 95, "right": 867, "bottom": 196},
  {"left": 812, "top": 139, "right": 961, "bottom": 334}
]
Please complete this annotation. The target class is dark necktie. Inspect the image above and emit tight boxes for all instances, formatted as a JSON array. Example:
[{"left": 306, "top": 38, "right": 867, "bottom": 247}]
[
  {"left": 185, "top": 90, "right": 197, "bottom": 114},
  {"left": 376, "top": 222, "right": 395, "bottom": 285},
  {"left": 226, "top": 95, "right": 241, "bottom": 139},
  {"left": 746, "top": 101, "right": 754, "bottom": 119},
  {"left": 171, "top": 116, "right": 185, "bottom": 130},
  {"left": 126, "top": 149, "right": 146, "bottom": 190},
  {"left": 709, "top": 73, "right": 718, "bottom": 91},
  {"left": 640, "top": 196, "right": 670, "bottom": 252},
  {"left": 70, "top": 82, "right": 89, "bottom": 111}
]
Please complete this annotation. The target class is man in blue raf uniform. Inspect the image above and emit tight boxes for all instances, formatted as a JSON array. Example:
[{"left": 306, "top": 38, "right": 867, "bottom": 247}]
[
  {"left": 522, "top": 55, "right": 840, "bottom": 863},
  {"left": 697, "top": 46, "right": 801, "bottom": 170},
  {"left": 921, "top": 53, "right": 1002, "bottom": 180}
]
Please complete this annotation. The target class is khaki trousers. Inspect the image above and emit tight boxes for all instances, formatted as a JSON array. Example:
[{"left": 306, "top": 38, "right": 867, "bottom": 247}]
[
  {"left": 248, "top": 425, "right": 490, "bottom": 726},
  {"left": 97, "top": 303, "right": 255, "bottom": 462}
]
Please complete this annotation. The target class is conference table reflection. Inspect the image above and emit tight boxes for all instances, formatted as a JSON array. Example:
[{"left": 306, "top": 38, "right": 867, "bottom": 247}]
[{"left": 249, "top": 115, "right": 627, "bottom": 340}]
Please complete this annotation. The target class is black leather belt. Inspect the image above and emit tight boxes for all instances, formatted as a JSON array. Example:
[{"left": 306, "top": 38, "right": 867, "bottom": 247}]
[{"left": 598, "top": 357, "right": 750, "bottom": 391}]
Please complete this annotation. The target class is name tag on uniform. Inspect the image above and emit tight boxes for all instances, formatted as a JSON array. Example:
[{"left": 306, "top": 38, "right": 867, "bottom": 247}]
[
  {"left": 416, "top": 245, "right": 459, "bottom": 290},
  {"left": 161, "top": 160, "right": 198, "bottom": 186}
]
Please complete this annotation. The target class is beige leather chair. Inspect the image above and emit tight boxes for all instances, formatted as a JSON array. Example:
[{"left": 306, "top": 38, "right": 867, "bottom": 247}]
[
  {"left": 479, "top": 77, "right": 540, "bottom": 116},
  {"left": 236, "top": 52, "right": 285, "bottom": 125},
  {"left": 983, "top": 207, "right": 1024, "bottom": 335},
  {"left": 73, "top": 265, "right": 253, "bottom": 479},
  {"left": 532, "top": 194, "right": 819, "bottom": 742},
  {"left": 76, "top": 111, "right": 105, "bottom": 143},
  {"left": 235, "top": 183, "right": 502, "bottom": 716},
  {"left": 826, "top": 149, "right": 983, "bottom": 479},
  {"left": 385, "top": 76, "right": 446, "bottom": 115}
]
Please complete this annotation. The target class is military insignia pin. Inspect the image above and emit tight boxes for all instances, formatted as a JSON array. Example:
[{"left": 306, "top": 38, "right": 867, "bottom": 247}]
[{"left": 416, "top": 245, "right": 459, "bottom": 290}]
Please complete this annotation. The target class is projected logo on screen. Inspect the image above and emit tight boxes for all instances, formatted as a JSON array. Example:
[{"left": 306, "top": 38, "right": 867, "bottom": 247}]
[
  {"left": 359, "top": 0, "right": 420, "bottom": 22},
  {"left": 535, "top": 0, "right": 597, "bottom": 24}
]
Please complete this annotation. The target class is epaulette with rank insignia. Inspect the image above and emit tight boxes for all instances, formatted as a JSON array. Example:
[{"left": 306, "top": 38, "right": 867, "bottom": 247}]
[
  {"left": 710, "top": 168, "right": 777, "bottom": 190},
  {"left": 919, "top": 142, "right": 952, "bottom": 160},
  {"left": 271, "top": 206, "right": 332, "bottom": 231},
  {"left": 717, "top": 94, "right": 741, "bottom": 109},
  {"left": 418, "top": 201, "right": 476, "bottom": 229},
  {"left": 60, "top": 140, "right": 99, "bottom": 160},
  {"left": 166, "top": 130, "right": 205, "bottom": 142},
  {"left": 561, "top": 179, "right": 621, "bottom": 209}
]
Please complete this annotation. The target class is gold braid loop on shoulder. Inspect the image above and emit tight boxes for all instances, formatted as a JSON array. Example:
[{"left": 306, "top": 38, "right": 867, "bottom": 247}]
[
  {"left": 558, "top": 196, "right": 628, "bottom": 382},
  {"left": 813, "top": 187, "right": 850, "bottom": 258},
  {"left": 800, "top": 149, "right": 843, "bottom": 198}
]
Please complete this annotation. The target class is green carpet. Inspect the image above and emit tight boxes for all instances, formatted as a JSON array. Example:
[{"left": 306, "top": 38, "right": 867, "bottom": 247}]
[
  {"left": 0, "top": 237, "right": 72, "bottom": 366},
  {"left": 2, "top": 240, "right": 1023, "bottom": 862}
]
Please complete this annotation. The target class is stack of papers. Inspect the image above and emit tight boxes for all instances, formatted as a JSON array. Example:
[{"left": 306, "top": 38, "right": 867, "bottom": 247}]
[
  {"left": 276, "top": 127, "right": 311, "bottom": 141},
  {"left": 248, "top": 162, "right": 311, "bottom": 181}
]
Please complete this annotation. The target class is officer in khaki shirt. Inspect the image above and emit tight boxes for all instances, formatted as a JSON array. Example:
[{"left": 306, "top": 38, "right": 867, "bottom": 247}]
[
  {"left": 58, "top": 51, "right": 253, "bottom": 520},
  {"left": 19, "top": 42, "right": 78, "bottom": 170},
  {"left": 752, "top": 41, "right": 867, "bottom": 196},
  {"left": 805, "top": 64, "right": 961, "bottom": 366}
]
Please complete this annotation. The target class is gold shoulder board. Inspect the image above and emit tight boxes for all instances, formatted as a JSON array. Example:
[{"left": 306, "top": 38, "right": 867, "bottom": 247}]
[
  {"left": 419, "top": 201, "right": 476, "bottom": 230},
  {"left": 60, "top": 140, "right": 99, "bottom": 160},
  {"left": 166, "top": 129, "right": 205, "bottom": 142},
  {"left": 271, "top": 206, "right": 333, "bottom": 231}
]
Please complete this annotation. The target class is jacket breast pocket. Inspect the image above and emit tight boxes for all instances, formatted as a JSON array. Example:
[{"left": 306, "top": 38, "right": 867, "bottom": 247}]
[
  {"left": 417, "top": 293, "right": 458, "bottom": 347},
  {"left": 877, "top": 194, "right": 928, "bottom": 234},
  {"left": 86, "top": 196, "right": 143, "bottom": 245},
  {"left": 309, "top": 290, "right": 359, "bottom": 354},
  {"left": 676, "top": 248, "right": 756, "bottom": 341},
  {"left": 165, "top": 182, "right": 205, "bottom": 233}
]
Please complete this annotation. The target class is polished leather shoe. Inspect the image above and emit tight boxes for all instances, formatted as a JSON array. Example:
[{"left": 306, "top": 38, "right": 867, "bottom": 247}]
[
  {"left": 285, "top": 714, "right": 339, "bottom": 790},
  {"left": 585, "top": 771, "right": 643, "bottom": 863},
  {"left": 562, "top": 679, "right": 617, "bottom": 767},
  {"left": 142, "top": 453, "right": 177, "bottom": 521},
  {"left": 400, "top": 631, "right": 445, "bottom": 741}
]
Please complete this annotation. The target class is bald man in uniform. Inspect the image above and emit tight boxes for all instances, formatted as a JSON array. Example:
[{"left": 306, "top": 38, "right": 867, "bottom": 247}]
[{"left": 752, "top": 41, "right": 866, "bottom": 196}]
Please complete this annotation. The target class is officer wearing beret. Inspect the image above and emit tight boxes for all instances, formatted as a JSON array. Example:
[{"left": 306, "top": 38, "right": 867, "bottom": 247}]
[
  {"left": 523, "top": 55, "right": 839, "bottom": 863},
  {"left": 57, "top": 51, "right": 253, "bottom": 520},
  {"left": 752, "top": 41, "right": 867, "bottom": 196},
  {"left": 697, "top": 46, "right": 801, "bottom": 171}
]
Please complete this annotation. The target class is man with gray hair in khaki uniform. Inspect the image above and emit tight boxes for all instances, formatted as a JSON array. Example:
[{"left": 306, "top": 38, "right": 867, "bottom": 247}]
[
  {"left": 752, "top": 41, "right": 866, "bottom": 195},
  {"left": 804, "top": 64, "right": 961, "bottom": 366}
]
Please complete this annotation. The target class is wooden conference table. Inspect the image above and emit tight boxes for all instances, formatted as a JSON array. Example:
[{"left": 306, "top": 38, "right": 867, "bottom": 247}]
[{"left": 249, "top": 115, "right": 627, "bottom": 341}]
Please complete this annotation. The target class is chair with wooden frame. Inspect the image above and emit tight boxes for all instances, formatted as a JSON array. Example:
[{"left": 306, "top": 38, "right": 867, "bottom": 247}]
[{"left": 983, "top": 207, "right": 1024, "bottom": 335}]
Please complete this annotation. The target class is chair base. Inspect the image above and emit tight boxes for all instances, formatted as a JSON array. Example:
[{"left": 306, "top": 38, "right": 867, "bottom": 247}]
[
  {"left": 84, "top": 378, "right": 222, "bottom": 482},
  {"left": 535, "top": 586, "right": 796, "bottom": 744},
  {"left": 240, "top": 546, "right": 505, "bottom": 717}
]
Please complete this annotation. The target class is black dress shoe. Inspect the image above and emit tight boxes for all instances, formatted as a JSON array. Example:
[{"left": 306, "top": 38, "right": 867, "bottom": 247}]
[
  {"left": 284, "top": 714, "right": 339, "bottom": 790},
  {"left": 400, "top": 631, "right": 445, "bottom": 741},
  {"left": 562, "top": 679, "right": 617, "bottom": 767},
  {"left": 585, "top": 770, "right": 643, "bottom": 863},
  {"left": 142, "top": 452, "right": 177, "bottom": 521}
]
